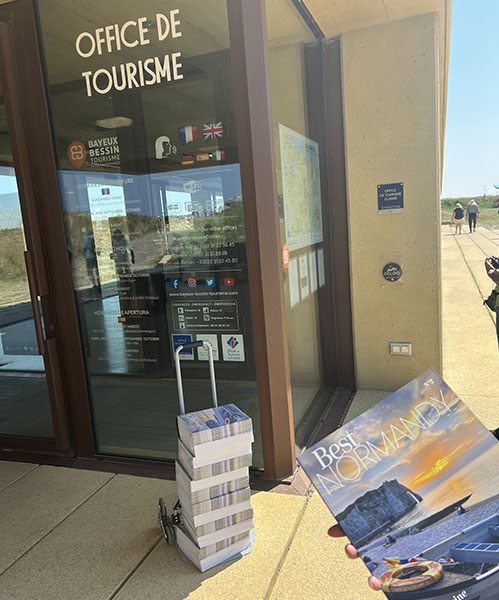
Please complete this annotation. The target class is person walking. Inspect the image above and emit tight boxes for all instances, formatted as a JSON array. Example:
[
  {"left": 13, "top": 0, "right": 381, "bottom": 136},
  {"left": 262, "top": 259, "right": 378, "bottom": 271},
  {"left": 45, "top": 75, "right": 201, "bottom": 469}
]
[
  {"left": 82, "top": 228, "right": 100, "bottom": 289},
  {"left": 466, "top": 199, "right": 479, "bottom": 232},
  {"left": 451, "top": 202, "right": 465, "bottom": 234}
]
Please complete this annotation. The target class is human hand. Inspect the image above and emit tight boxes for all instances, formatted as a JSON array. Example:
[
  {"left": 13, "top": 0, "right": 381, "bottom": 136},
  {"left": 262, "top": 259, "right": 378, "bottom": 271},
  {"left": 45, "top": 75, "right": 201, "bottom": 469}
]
[
  {"left": 328, "top": 524, "right": 382, "bottom": 591},
  {"left": 485, "top": 258, "right": 499, "bottom": 284}
]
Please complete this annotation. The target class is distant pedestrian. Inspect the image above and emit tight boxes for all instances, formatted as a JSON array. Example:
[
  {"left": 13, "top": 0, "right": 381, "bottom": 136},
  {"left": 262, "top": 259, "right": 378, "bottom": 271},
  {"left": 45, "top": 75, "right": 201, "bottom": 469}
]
[
  {"left": 451, "top": 203, "right": 465, "bottom": 234},
  {"left": 82, "top": 229, "right": 100, "bottom": 289},
  {"left": 466, "top": 199, "right": 479, "bottom": 232}
]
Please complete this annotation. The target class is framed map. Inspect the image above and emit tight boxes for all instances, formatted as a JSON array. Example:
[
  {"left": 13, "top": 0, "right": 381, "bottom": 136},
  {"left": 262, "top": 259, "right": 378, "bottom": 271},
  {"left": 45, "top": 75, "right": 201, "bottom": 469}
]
[{"left": 279, "top": 124, "right": 323, "bottom": 251}]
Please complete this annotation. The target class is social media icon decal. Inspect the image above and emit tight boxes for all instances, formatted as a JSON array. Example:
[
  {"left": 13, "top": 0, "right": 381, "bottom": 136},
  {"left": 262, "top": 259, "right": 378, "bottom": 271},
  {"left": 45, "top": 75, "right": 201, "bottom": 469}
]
[
  {"left": 205, "top": 277, "right": 215, "bottom": 288},
  {"left": 224, "top": 278, "right": 235, "bottom": 287},
  {"left": 170, "top": 278, "right": 180, "bottom": 289},
  {"left": 187, "top": 278, "right": 197, "bottom": 288}
]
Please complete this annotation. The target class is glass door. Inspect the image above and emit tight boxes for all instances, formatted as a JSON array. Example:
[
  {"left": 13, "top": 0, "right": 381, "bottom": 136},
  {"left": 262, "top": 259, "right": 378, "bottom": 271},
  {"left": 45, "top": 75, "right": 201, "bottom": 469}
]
[
  {"left": 35, "top": 0, "right": 262, "bottom": 466},
  {"left": 0, "top": 17, "right": 72, "bottom": 454}
]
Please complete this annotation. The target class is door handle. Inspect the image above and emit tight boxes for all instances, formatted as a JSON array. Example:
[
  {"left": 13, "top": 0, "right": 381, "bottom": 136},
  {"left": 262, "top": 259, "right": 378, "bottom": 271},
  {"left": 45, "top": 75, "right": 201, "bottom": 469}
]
[{"left": 24, "top": 250, "right": 46, "bottom": 356}]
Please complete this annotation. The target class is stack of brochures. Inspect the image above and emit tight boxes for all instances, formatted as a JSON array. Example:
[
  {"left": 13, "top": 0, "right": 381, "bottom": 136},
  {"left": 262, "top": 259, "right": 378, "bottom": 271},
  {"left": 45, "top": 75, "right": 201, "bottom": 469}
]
[{"left": 175, "top": 403, "right": 255, "bottom": 572}]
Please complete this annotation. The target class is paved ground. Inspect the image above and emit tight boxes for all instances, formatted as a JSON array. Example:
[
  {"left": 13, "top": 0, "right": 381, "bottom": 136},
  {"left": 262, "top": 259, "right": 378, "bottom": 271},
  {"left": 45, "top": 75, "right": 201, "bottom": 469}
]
[{"left": 0, "top": 225, "right": 497, "bottom": 600}]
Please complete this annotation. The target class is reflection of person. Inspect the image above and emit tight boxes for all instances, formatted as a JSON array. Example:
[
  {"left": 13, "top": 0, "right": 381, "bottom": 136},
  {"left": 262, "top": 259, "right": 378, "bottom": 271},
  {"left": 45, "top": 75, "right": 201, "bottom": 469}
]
[
  {"left": 451, "top": 203, "right": 465, "bottom": 234},
  {"left": 466, "top": 199, "right": 479, "bottom": 232},
  {"left": 328, "top": 525, "right": 381, "bottom": 591},
  {"left": 82, "top": 229, "right": 100, "bottom": 288},
  {"left": 484, "top": 256, "right": 499, "bottom": 348},
  {"left": 111, "top": 229, "right": 134, "bottom": 275},
  {"left": 456, "top": 505, "right": 466, "bottom": 515}
]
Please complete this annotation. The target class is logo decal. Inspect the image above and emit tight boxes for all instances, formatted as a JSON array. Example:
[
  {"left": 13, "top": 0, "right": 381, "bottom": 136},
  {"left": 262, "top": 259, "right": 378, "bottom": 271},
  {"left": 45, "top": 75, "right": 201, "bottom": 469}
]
[
  {"left": 227, "top": 336, "right": 239, "bottom": 349},
  {"left": 68, "top": 141, "right": 87, "bottom": 169}
]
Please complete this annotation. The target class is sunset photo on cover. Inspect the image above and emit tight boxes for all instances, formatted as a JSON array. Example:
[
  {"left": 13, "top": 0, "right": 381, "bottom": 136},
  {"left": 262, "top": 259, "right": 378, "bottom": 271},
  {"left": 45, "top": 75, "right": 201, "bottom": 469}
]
[{"left": 298, "top": 370, "right": 499, "bottom": 600}]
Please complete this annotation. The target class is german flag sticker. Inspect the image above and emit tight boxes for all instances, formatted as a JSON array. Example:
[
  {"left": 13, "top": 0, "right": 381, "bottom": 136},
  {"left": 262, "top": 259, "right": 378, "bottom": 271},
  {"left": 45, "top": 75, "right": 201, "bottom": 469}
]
[{"left": 181, "top": 154, "right": 194, "bottom": 166}]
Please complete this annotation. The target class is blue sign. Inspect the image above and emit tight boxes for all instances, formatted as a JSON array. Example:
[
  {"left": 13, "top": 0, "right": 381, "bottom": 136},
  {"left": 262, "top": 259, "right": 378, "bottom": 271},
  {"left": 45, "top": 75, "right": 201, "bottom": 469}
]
[
  {"left": 173, "top": 334, "right": 193, "bottom": 355},
  {"left": 378, "top": 183, "right": 404, "bottom": 213},
  {"left": 170, "top": 278, "right": 181, "bottom": 289},
  {"left": 205, "top": 277, "right": 215, "bottom": 288}
]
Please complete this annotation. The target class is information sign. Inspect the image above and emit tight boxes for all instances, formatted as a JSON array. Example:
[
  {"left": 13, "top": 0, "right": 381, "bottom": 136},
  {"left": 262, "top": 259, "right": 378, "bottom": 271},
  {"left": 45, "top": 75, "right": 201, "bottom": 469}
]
[{"left": 378, "top": 183, "right": 404, "bottom": 214}]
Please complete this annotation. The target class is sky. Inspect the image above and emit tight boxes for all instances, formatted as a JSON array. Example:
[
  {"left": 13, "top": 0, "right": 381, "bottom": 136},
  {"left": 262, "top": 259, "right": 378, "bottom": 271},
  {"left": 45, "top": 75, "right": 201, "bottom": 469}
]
[{"left": 442, "top": 0, "right": 499, "bottom": 198}]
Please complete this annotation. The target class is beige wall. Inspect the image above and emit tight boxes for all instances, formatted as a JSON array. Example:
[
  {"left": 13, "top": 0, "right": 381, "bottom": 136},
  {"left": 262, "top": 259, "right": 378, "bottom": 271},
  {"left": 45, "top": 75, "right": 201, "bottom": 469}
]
[{"left": 341, "top": 13, "right": 442, "bottom": 390}]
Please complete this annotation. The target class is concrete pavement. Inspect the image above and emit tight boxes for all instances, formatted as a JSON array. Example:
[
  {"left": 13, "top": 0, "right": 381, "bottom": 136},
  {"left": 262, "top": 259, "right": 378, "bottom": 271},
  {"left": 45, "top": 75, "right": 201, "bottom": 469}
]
[{"left": 0, "top": 225, "right": 496, "bottom": 600}]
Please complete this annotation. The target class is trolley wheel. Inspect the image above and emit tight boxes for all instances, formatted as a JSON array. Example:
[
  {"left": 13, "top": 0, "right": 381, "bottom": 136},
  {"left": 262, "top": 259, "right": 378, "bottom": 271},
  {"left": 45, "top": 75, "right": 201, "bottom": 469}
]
[{"left": 158, "top": 497, "right": 171, "bottom": 544}]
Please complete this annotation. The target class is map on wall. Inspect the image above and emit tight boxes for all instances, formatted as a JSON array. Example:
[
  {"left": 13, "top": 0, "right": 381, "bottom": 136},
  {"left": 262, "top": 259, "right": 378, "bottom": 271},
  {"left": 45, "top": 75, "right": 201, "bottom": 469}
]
[{"left": 279, "top": 124, "right": 323, "bottom": 251}]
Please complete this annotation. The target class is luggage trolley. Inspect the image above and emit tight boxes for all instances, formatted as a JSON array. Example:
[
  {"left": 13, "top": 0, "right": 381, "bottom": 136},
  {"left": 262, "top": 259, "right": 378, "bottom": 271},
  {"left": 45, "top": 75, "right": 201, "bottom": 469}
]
[{"left": 158, "top": 339, "right": 218, "bottom": 547}]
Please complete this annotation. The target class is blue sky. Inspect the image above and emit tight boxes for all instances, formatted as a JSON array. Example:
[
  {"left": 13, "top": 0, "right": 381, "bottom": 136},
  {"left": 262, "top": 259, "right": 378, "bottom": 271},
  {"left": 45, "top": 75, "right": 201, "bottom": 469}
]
[{"left": 442, "top": 0, "right": 499, "bottom": 198}]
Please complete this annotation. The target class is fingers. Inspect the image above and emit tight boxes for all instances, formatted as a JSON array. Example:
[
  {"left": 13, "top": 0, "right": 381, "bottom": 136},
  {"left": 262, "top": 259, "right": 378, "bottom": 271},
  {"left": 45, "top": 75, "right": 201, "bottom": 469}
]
[
  {"left": 344, "top": 543, "right": 359, "bottom": 559},
  {"left": 368, "top": 576, "right": 382, "bottom": 591},
  {"left": 327, "top": 524, "right": 345, "bottom": 538},
  {"left": 327, "top": 526, "right": 380, "bottom": 592}
]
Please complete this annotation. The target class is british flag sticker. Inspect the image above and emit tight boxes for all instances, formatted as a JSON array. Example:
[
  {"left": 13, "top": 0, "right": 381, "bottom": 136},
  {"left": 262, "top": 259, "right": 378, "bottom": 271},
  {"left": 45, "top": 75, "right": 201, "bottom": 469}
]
[{"left": 202, "top": 122, "right": 224, "bottom": 141}]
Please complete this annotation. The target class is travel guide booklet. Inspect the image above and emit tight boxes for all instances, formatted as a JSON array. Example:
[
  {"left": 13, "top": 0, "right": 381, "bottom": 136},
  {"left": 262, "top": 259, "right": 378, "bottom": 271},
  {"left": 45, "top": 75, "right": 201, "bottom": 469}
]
[{"left": 298, "top": 369, "right": 499, "bottom": 600}]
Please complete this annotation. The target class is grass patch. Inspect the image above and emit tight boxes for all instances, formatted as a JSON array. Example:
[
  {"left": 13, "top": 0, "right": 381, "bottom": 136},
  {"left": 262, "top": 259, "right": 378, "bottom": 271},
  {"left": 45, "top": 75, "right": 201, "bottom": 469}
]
[{"left": 441, "top": 195, "right": 499, "bottom": 227}]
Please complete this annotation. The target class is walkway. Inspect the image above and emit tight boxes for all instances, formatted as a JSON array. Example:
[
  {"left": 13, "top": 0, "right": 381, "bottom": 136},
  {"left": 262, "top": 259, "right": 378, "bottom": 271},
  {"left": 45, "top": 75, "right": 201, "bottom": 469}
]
[{"left": 0, "top": 225, "right": 497, "bottom": 600}]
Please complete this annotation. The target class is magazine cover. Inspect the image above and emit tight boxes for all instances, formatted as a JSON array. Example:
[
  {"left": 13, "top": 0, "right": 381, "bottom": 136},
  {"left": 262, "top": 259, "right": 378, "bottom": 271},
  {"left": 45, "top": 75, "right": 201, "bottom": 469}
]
[{"left": 298, "top": 369, "right": 499, "bottom": 600}]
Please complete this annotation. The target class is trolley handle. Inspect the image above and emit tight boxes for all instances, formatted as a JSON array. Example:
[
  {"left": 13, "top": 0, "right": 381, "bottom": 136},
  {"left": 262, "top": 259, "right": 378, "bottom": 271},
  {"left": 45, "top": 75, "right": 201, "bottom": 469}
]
[
  {"left": 174, "top": 340, "right": 218, "bottom": 415},
  {"left": 179, "top": 341, "right": 204, "bottom": 350}
]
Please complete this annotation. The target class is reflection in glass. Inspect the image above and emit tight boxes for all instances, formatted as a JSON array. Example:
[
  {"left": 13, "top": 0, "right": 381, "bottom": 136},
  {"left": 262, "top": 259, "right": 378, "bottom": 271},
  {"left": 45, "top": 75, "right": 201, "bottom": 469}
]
[
  {"left": 0, "top": 103, "right": 53, "bottom": 438},
  {"left": 37, "top": 0, "right": 260, "bottom": 464},
  {"left": 266, "top": 2, "right": 339, "bottom": 449}
]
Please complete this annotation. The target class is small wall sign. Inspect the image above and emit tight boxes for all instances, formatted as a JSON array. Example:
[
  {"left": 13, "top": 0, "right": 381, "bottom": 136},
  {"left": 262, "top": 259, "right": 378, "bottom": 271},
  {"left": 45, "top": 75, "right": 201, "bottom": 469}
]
[
  {"left": 378, "top": 183, "right": 404, "bottom": 214},
  {"left": 382, "top": 263, "right": 402, "bottom": 282}
]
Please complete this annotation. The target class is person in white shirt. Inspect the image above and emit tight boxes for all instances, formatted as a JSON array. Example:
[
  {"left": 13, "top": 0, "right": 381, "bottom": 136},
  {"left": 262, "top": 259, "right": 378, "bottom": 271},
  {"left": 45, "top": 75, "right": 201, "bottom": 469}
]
[{"left": 466, "top": 199, "right": 480, "bottom": 232}]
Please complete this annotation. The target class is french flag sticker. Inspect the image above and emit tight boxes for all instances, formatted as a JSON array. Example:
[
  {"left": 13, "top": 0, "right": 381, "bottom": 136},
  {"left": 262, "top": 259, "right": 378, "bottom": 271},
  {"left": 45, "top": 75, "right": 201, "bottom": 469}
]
[{"left": 178, "top": 125, "right": 198, "bottom": 144}]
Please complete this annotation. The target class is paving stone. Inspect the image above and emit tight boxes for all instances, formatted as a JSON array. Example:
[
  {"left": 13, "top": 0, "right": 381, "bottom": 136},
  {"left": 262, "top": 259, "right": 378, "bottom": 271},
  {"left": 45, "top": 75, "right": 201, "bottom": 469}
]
[
  {"left": 0, "top": 460, "right": 38, "bottom": 492},
  {"left": 268, "top": 492, "right": 378, "bottom": 600},
  {"left": 0, "top": 465, "right": 113, "bottom": 574},
  {"left": 114, "top": 491, "right": 307, "bottom": 600},
  {"left": 0, "top": 474, "right": 177, "bottom": 599}
]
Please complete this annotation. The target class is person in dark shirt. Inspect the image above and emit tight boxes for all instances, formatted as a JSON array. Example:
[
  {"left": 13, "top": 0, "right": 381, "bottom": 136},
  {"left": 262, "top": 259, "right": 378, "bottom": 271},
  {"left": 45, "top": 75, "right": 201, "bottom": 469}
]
[{"left": 451, "top": 203, "right": 465, "bottom": 234}]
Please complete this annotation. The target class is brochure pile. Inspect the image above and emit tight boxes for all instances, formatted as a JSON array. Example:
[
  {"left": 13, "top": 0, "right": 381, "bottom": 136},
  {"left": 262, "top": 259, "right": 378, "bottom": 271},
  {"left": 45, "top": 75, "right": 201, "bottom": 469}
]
[{"left": 175, "top": 403, "right": 255, "bottom": 572}]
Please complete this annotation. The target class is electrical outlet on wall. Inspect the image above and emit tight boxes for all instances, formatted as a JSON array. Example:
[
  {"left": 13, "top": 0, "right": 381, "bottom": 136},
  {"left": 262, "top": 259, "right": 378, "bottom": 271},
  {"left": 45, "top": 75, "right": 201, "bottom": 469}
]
[{"left": 390, "top": 342, "right": 412, "bottom": 356}]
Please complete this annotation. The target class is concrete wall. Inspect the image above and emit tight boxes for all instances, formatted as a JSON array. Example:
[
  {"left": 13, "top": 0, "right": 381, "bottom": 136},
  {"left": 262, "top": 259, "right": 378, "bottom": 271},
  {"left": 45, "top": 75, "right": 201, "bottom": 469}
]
[{"left": 341, "top": 13, "right": 442, "bottom": 390}]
